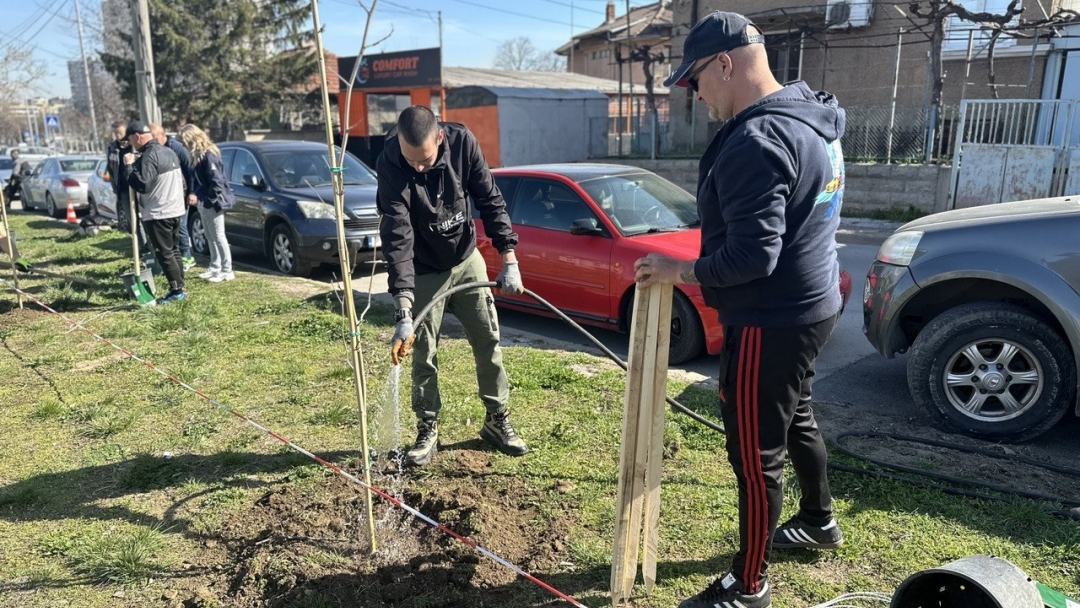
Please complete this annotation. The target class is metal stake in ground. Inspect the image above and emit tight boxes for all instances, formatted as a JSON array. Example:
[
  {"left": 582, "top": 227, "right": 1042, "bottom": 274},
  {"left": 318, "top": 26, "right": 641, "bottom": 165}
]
[
  {"left": 309, "top": 0, "right": 377, "bottom": 553},
  {"left": 611, "top": 282, "right": 672, "bottom": 604},
  {"left": 0, "top": 189, "right": 22, "bottom": 308}
]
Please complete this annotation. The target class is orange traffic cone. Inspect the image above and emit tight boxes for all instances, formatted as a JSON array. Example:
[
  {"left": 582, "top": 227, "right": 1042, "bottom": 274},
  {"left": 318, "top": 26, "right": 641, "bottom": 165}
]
[{"left": 65, "top": 200, "right": 77, "bottom": 224}]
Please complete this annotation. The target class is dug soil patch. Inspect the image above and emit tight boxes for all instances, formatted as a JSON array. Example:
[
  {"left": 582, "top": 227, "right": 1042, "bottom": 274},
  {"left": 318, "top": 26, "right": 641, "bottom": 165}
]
[{"left": 174, "top": 448, "right": 577, "bottom": 608}]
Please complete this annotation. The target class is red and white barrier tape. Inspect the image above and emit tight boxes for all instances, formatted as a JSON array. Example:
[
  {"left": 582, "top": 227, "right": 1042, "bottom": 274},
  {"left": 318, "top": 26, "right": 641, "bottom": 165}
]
[{"left": 0, "top": 280, "right": 588, "bottom": 607}]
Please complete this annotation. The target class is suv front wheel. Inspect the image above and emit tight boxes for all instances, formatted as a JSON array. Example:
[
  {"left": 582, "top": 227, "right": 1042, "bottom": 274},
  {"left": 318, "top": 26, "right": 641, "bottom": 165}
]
[
  {"left": 269, "top": 223, "right": 312, "bottom": 277},
  {"left": 907, "top": 301, "right": 1076, "bottom": 442}
]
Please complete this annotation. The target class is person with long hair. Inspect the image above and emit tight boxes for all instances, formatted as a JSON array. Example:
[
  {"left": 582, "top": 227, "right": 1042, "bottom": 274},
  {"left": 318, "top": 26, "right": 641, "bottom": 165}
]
[{"left": 178, "top": 124, "right": 234, "bottom": 282}]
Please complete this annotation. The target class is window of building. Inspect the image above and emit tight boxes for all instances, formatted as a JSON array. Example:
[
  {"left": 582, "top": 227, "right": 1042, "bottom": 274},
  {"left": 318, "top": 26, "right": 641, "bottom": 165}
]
[
  {"left": 943, "top": 0, "right": 1019, "bottom": 52},
  {"left": 766, "top": 32, "right": 802, "bottom": 83},
  {"left": 366, "top": 93, "right": 412, "bottom": 136}
]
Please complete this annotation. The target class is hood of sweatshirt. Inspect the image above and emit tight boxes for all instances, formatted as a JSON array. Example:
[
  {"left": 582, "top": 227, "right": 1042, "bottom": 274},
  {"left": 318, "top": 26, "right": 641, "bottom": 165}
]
[{"left": 726, "top": 80, "right": 846, "bottom": 142}]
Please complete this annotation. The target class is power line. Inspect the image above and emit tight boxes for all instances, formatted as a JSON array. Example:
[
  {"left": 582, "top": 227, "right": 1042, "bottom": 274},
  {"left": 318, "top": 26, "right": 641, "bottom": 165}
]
[
  {"left": 10, "top": 0, "right": 69, "bottom": 49},
  {"left": 445, "top": 0, "right": 574, "bottom": 28},
  {"left": 539, "top": 0, "right": 606, "bottom": 16},
  {"left": 1, "top": 0, "right": 63, "bottom": 41}
]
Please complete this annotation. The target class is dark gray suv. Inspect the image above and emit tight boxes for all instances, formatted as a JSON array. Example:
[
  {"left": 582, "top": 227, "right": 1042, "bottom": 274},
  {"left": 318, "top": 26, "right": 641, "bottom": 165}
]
[
  {"left": 863, "top": 197, "right": 1080, "bottom": 442},
  {"left": 190, "top": 141, "right": 379, "bottom": 277}
]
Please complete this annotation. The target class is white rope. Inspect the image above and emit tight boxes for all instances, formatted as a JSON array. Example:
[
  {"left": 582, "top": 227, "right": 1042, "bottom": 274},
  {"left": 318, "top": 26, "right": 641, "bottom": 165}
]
[{"left": 810, "top": 591, "right": 893, "bottom": 608}]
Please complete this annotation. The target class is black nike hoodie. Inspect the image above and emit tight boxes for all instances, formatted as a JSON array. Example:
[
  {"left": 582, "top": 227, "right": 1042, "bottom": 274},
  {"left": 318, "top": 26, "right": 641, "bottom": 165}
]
[
  {"left": 693, "top": 81, "right": 846, "bottom": 327},
  {"left": 377, "top": 122, "right": 517, "bottom": 299}
]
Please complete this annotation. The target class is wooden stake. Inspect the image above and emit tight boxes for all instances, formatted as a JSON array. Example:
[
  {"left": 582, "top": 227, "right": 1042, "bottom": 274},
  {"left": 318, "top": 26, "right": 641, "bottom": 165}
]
[
  {"left": 309, "top": 0, "right": 377, "bottom": 553},
  {"left": 611, "top": 282, "right": 672, "bottom": 604},
  {"left": 642, "top": 284, "right": 672, "bottom": 592},
  {"left": 0, "top": 189, "right": 22, "bottom": 308}
]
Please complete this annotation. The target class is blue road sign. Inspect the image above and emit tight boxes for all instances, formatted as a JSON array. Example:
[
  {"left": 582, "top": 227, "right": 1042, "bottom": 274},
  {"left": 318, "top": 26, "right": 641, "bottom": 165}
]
[{"left": 45, "top": 115, "right": 60, "bottom": 129}]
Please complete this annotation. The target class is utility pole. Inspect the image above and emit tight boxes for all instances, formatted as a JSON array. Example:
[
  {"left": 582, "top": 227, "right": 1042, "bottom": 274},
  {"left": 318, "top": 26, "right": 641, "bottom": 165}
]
[
  {"left": 626, "top": 0, "right": 634, "bottom": 154},
  {"left": 74, "top": 0, "right": 100, "bottom": 149},
  {"left": 886, "top": 29, "right": 904, "bottom": 164},
  {"left": 130, "top": 0, "right": 161, "bottom": 124},
  {"left": 570, "top": 1, "right": 574, "bottom": 72},
  {"left": 41, "top": 104, "right": 49, "bottom": 146},
  {"left": 24, "top": 97, "right": 35, "bottom": 143},
  {"left": 438, "top": 10, "right": 444, "bottom": 118}
]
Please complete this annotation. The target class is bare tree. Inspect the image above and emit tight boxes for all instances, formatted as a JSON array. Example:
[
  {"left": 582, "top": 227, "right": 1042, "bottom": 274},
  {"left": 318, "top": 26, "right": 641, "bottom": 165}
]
[
  {"left": 0, "top": 45, "right": 47, "bottom": 143},
  {"left": 627, "top": 43, "right": 667, "bottom": 153},
  {"left": 493, "top": 37, "right": 565, "bottom": 72},
  {"left": 909, "top": 0, "right": 1024, "bottom": 106}
]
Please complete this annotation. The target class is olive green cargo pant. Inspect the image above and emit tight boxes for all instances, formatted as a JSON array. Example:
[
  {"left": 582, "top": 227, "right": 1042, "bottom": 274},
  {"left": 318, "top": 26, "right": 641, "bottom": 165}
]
[{"left": 411, "top": 249, "right": 509, "bottom": 422}]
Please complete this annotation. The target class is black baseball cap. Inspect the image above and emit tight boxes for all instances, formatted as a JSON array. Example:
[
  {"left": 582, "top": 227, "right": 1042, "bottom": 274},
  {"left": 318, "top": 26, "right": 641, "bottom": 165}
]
[
  {"left": 664, "top": 11, "right": 765, "bottom": 88},
  {"left": 124, "top": 121, "right": 151, "bottom": 138}
]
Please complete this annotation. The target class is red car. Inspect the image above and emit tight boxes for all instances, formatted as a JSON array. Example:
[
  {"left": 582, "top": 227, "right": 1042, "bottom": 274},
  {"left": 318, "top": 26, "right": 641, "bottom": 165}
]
[{"left": 474, "top": 164, "right": 851, "bottom": 364}]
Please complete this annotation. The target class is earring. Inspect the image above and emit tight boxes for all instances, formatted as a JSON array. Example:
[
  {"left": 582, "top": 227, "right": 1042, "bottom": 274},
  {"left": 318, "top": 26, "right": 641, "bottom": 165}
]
[{"left": 723, "top": 75, "right": 731, "bottom": 81}]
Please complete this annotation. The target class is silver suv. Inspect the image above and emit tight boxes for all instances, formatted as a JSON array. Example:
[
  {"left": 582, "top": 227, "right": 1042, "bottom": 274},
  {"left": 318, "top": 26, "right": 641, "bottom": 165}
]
[{"left": 863, "top": 197, "right": 1080, "bottom": 442}]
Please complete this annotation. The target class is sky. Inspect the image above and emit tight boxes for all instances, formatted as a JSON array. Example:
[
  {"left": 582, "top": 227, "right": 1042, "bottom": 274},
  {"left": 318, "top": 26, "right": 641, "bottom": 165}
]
[{"left": 8, "top": 0, "right": 621, "bottom": 100}]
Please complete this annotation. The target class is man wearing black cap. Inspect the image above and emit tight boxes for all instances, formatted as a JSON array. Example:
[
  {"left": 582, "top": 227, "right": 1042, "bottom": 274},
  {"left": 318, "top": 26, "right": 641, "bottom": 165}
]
[
  {"left": 634, "top": 11, "right": 846, "bottom": 608},
  {"left": 123, "top": 120, "right": 188, "bottom": 303}
]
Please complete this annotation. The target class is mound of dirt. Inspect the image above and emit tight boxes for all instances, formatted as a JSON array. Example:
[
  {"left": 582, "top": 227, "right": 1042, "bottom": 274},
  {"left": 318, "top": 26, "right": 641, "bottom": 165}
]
[{"left": 180, "top": 448, "right": 577, "bottom": 608}]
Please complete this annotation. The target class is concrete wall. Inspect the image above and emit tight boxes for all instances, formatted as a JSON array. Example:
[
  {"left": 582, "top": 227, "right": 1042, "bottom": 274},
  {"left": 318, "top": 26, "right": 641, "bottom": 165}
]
[{"left": 612, "top": 158, "right": 952, "bottom": 214}]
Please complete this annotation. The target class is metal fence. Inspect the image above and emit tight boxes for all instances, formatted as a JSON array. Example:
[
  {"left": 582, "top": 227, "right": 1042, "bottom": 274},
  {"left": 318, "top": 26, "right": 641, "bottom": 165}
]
[
  {"left": 842, "top": 105, "right": 959, "bottom": 164},
  {"left": 595, "top": 104, "right": 963, "bottom": 163}
]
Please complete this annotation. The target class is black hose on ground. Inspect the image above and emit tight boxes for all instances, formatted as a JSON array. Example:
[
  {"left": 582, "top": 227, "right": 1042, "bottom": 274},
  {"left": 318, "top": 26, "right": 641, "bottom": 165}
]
[
  {"left": 410, "top": 281, "right": 724, "bottom": 434},
  {"left": 411, "top": 282, "right": 1080, "bottom": 520}
]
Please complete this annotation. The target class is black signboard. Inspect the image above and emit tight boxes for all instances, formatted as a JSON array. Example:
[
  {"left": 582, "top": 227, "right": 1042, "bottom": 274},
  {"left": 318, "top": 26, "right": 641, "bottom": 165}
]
[{"left": 337, "top": 48, "right": 442, "bottom": 90}]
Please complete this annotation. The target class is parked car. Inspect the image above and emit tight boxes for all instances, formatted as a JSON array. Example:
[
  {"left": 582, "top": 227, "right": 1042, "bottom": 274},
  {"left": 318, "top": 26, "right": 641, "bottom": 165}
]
[
  {"left": 0, "top": 145, "right": 58, "bottom": 168},
  {"left": 187, "top": 141, "right": 379, "bottom": 277},
  {"left": 87, "top": 158, "right": 118, "bottom": 220},
  {"left": 1, "top": 146, "right": 57, "bottom": 204},
  {"left": 21, "top": 155, "right": 99, "bottom": 218},
  {"left": 475, "top": 164, "right": 852, "bottom": 365},
  {"left": 863, "top": 197, "right": 1080, "bottom": 442}
]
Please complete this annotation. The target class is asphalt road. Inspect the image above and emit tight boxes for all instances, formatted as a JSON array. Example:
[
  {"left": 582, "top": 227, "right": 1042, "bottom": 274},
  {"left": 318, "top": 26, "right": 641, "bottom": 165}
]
[{"left": 15, "top": 199, "right": 1078, "bottom": 458}]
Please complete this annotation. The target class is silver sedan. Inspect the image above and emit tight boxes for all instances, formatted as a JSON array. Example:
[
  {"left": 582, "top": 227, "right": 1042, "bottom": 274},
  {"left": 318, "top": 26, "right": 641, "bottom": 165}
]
[
  {"left": 87, "top": 159, "right": 118, "bottom": 220},
  {"left": 21, "top": 155, "right": 99, "bottom": 218}
]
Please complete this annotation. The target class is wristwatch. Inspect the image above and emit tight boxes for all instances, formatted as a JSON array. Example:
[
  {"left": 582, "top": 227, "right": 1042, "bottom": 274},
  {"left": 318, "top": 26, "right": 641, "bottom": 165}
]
[{"left": 394, "top": 308, "right": 412, "bottom": 322}]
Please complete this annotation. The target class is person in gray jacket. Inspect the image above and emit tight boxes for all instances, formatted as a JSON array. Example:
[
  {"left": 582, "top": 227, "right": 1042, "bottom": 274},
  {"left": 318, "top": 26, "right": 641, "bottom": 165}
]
[{"left": 123, "top": 121, "right": 187, "bottom": 303}]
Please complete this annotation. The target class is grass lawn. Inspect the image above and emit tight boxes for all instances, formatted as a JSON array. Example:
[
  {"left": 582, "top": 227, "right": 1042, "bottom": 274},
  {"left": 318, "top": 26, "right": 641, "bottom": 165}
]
[{"left": 0, "top": 211, "right": 1077, "bottom": 607}]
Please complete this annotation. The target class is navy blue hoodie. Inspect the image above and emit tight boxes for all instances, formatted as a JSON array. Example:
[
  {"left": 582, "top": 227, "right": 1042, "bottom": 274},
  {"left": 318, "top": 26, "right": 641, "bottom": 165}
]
[{"left": 693, "top": 81, "right": 845, "bottom": 327}]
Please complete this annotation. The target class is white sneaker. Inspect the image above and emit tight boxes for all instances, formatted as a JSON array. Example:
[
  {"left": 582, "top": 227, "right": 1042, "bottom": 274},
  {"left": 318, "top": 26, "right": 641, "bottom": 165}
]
[
  {"left": 208, "top": 272, "right": 234, "bottom": 283},
  {"left": 198, "top": 270, "right": 219, "bottom": 280}
]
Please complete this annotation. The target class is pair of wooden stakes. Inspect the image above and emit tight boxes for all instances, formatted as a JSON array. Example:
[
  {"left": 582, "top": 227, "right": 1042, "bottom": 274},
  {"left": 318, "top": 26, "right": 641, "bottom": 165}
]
[{"left": 611, "top": 282, "right": 674, "bottom": 605}]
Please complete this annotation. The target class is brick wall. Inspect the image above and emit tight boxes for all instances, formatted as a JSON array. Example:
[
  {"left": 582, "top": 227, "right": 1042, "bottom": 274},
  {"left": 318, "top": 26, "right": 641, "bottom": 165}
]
[{"left": 612, "top": 159, "right": 951, "bottom": 214}]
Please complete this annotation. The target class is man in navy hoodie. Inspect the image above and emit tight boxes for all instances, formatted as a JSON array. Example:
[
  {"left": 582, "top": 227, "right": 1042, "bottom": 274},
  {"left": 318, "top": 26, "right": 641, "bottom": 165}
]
[{"left": 634, "top": 11, "right": 846, "bottom": 608}]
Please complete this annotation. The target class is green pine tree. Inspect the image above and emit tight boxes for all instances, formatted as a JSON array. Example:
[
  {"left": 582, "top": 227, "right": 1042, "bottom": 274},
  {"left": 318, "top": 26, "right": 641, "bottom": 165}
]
[{"left": 102, "top": 0, "right": 317, "bottom": 140}]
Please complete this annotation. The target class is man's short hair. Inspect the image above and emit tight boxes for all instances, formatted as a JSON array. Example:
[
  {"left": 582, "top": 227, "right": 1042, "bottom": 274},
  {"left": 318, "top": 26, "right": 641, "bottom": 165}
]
[
  {"left": 397, "top": 106, "right": 438, "bottom": 147},
  {"left": 111, "top": 120, "right": 125, "bottom": 130},
  {"left": 10, "top": 149, "right": 18, "bottom": 158}
]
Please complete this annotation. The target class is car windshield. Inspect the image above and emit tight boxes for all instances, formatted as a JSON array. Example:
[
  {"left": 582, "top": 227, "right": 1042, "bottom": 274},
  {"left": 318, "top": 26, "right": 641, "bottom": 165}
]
[
  {"left": 261, "top": 148, "right": 376, "bottom": 188},
  {"left": 60, "top": 160, "right": 97, "bottom": 172},
  {"left": 577, "top": 173, "right": 699, "bottom": 236}
]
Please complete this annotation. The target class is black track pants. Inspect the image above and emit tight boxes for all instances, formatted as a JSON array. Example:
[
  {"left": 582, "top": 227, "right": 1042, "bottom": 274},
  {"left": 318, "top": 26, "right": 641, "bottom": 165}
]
[
  {"left": 145, "top": 217, "right": 184, "bottom": 292},
  {"left": 718, "top": 313, "right": 839, "bottom": 593}
]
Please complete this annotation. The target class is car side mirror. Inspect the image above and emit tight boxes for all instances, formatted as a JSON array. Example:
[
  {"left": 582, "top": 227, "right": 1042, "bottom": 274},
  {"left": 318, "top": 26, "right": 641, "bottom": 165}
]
[
  {"left": 242, "top": 174, "right": 265, "bottom": 190},
  {"left": 570, "top": 217, "right": 605, "bottom": 236}
]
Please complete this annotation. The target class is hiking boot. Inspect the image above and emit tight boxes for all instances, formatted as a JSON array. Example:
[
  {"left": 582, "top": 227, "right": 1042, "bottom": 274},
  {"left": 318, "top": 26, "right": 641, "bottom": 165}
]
[
  {"left": 479, "top": 410, "right": 529, "bottom": 456},
  {"left": 182, "top": 256, "right": 196, "bottom": 271},
  {"left": 405, "top": 420, "right": 438, "bottom": 466},
  {"left": 772, "top": 515, "right": 844, "bottom": 550},
  {"left": 156, "top": 289, "right": 187, "bottom": 305},
  {"left": 679, "top": 572, "right": 770, "bottom": 608}
]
